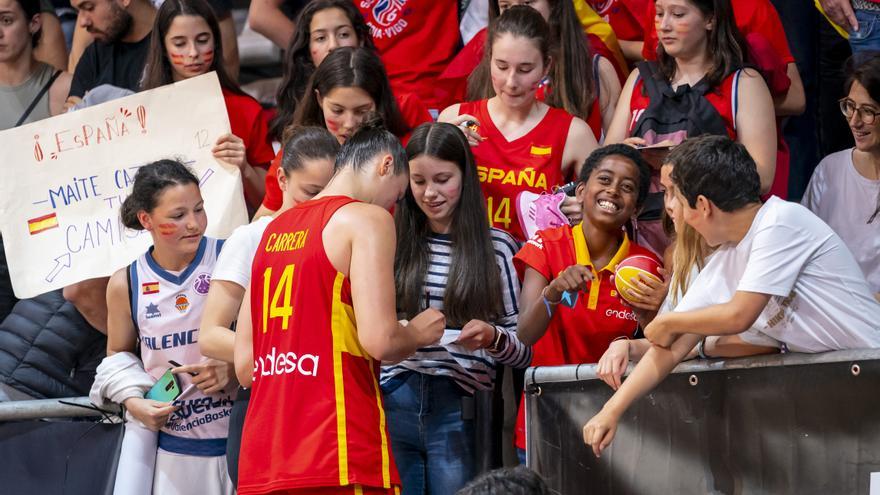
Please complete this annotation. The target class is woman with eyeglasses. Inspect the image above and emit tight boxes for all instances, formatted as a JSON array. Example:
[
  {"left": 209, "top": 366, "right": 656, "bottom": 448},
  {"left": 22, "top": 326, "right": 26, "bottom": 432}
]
[{"left": 803, "top": 55, "right": 880, "bottom": 300}]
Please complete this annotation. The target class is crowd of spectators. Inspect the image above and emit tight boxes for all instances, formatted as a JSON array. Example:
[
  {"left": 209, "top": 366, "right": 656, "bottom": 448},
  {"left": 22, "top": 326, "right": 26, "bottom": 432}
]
[{"left": 0, "top": 0, "right": 878, "bottom": 494}]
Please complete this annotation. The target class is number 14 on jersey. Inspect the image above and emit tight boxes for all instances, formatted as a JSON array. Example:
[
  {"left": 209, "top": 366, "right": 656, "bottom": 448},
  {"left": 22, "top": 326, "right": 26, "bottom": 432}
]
[{"left": 262, "top": 264, "right": 296, "bottom": 332}]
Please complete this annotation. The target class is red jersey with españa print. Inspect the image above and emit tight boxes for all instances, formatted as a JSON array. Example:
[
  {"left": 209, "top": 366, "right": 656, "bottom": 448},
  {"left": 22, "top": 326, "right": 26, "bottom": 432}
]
[
  {"left": 358, "top": 0, "right": 460, "bottom": 110},
  {"left": 223, "top": 88, "right": 275, "bottom": 169},
  {"left": 512, "top": 223, "right": 659, "bottom": 449},
  {"left": 459, "top": 99, "right": 575, "bottom": 242},
  {"left": 238, "top": 195, "right": 399, "bottom": 494},
  {"left": 641, "top": 0, "right": 795, "bottom": 64}
]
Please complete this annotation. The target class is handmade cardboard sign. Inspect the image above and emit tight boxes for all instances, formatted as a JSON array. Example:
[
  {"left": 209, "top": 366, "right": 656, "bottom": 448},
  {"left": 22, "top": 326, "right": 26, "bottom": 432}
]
[{"left": 0, "top": 72, "right": 247, "bottom": 298}]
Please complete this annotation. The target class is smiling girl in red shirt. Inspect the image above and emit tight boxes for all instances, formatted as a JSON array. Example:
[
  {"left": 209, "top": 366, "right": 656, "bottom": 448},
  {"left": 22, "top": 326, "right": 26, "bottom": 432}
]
[{"left": 513, "top": 143, "right": 660, "bottom": 462}]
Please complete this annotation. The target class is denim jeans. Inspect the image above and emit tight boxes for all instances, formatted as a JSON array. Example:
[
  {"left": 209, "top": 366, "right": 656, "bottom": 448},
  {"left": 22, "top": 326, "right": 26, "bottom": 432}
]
[
  {"left": 850, "top": 9, "right": 880, "bottom": 53},
  {"left": 382, "top": 372, "right": 476, "bottom": 495}
]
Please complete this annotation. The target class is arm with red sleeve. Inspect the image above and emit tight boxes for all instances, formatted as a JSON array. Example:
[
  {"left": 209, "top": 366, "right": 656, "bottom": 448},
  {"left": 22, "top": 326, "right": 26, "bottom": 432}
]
[
  {"left": 514, "top": 233, "right": 557, "bottom": 346},
  {"left": 256, "top": 151, "right": 284, "bottom": 218}
]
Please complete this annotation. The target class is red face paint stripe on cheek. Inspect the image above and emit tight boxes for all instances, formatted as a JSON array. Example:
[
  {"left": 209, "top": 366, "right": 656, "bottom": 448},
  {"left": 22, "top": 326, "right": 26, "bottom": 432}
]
[{"left": 157, "top": 223, "right": 177, "bottom": 236}]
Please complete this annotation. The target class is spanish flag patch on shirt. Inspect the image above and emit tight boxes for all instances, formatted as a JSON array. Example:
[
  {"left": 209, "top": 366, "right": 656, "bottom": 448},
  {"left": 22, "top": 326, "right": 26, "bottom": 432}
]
[
  {"left": 530, "top": 145, "right": 552, "bottom": 156},
  {"left": 142, "top": 282, "right": 160, "bottom": 295}
]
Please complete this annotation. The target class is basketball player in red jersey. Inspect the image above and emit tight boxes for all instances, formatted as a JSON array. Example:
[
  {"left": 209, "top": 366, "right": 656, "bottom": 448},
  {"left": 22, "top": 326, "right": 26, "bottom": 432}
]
[{"left": 233, "top": 118, "right": 445, "bottom": 495}]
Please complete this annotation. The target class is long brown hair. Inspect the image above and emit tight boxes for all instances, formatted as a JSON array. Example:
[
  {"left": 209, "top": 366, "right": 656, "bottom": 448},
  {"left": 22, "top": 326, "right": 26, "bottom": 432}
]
[
  {"left": 394, "top": 123, "right": 502, "bottom": 326},
  {"left": 293, "top": 47, "right": 409, "bottom": 138},
  {"left": 654, "top": 0, "right": 747, "bottom": 88},
  {"left": 270, "top": 0, "right": 375, "bottom": 140},
  {"left": 141, "top": 0, "right": 243, "bottom": 94},
  {"left": 468, "top": 2, "right": 596, "bottom": 120}
]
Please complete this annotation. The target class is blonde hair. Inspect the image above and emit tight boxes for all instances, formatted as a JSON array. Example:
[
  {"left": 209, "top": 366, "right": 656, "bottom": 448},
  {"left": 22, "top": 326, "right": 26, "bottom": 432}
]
[{"left": 669, "top": 223, "right": 709, "bottom": 307}]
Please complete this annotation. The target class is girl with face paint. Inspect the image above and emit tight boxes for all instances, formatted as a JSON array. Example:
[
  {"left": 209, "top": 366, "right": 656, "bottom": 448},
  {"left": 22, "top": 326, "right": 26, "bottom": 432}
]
[
  {"left": 269, "top": 0, "right": 370, "bottom": 141},
  {"left": 440, "top": 0, "right": 624, "bottom": 138},
  {"left": 104, "top": 159, "right": 235, "bottom": 494},
  {"left": 142, "top": 0, "right": 275, "bottom": 213},
  {"left": 439, "top": 6, "right": 599, "bottom": 243},
  {"left": 255, "top": 46, "right": 424, "bottom": 219},
  {"left": 601, "top": 0, "right": 777, "bottom": 258}
]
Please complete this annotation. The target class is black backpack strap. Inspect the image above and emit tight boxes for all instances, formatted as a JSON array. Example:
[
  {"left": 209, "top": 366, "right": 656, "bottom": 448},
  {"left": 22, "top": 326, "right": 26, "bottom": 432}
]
[
  {"left": 635, "top": 61, "right": 665, "bottom": 101},
  {"left": 15, "top": 69, "right": 62, "bottom": 127}
]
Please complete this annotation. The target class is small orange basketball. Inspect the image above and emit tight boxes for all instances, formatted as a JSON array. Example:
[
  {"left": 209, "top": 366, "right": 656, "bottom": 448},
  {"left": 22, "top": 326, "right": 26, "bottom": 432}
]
[{"left": 614, "top": 255, "right": 663, "bottom": 303}]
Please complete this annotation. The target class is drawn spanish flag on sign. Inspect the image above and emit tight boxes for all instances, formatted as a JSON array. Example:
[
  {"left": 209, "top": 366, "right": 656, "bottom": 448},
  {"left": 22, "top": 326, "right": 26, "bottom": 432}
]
[
  {"left": 530, "top": 145, "right": 552, "bottom": 156},
  {"left": 27, "top": 213, "right": 59, "bottom": 235},
  {"left": 142, "top": 282, "right": 160, "bottom": 295}
]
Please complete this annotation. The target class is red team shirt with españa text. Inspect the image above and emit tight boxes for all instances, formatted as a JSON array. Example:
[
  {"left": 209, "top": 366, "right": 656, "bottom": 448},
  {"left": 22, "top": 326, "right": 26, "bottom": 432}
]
[
  {"left": 458, "top": 100, "right": 575, "bottom": 242},
  {"left": 238, "top": 196, "right": 399, "bottom": 494},
  {"left": 512, "top": 224, "right": 660, "bottom": 449}
]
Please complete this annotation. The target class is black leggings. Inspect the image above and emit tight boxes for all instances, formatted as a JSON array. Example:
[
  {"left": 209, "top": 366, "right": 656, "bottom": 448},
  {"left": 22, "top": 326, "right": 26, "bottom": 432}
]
[{"left": 226, "top": 386, "right": 250, "bottom": 488}]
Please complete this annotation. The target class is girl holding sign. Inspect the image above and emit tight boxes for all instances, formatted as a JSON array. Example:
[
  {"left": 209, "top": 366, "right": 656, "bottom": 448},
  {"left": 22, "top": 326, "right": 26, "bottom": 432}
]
[
  {"left": 105, "top": 159, "right": 235, "bottom": 494},
  {"left": 141, "top": 0, "right": 275, "bottom": 211}
]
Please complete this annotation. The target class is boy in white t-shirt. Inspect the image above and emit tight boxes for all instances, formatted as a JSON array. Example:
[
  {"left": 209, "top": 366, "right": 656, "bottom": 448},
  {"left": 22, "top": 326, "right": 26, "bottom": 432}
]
[{"left": 582, "top": 135, "right": 880, "bottom": 457}]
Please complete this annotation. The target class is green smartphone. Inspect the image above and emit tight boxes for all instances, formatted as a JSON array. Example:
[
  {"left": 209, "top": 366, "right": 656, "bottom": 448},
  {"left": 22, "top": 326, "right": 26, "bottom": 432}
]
[{"left": 145, "top": 368, "right": 181, "bottom": 402}]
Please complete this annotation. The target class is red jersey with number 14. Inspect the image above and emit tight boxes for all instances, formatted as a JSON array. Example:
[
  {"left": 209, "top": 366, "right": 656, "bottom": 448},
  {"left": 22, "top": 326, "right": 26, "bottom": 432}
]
[
  {"left": 460, "top": 100, "right": 575, "bottom": 242},
  {"left": 239, "top": 195, "right": 399, "bottom": 494}
]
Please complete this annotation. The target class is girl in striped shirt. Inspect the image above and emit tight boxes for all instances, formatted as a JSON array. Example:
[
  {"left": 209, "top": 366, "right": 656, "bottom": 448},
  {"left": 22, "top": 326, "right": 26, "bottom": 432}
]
[{"left": 384, "top": 122, "right": 532, "bottom": 495}]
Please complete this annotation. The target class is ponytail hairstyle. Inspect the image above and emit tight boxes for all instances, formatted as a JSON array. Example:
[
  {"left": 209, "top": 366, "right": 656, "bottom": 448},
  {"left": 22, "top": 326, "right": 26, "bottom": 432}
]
[
  {"left": 120, "top": 159, "right": 200, "bottom": 230},
  {"left": 141, "top": 0, "right": 243, "bottom": 94},
  {"left": 279, "top": 125, "right": 341, "bottom": 175},
  {"left": 270, "top": 0, "right": 374, "bottom": 140},
  {"left": 469, "top": 2, "right": 596, "bottom": 121},
  {"left": 655, "top": 0, "right": 748, "bottom": 88},
  {"left": 294, "top": 47, "right": 410, "bottom": 139},
  {"left": 395, "top": 123, "right": 502, "bottom": 326},
  {"left": 333, "top": 113, "right": 407, "bottom": 175},
  {"left": 844, "top": 53, "right": 880, "bottom": 223}
]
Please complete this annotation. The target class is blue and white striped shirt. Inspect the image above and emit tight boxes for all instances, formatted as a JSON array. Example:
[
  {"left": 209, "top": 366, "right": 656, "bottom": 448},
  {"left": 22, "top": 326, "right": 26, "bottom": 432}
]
[{"left": 380, "top": 228, "right": 531, "bottom": 393}]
